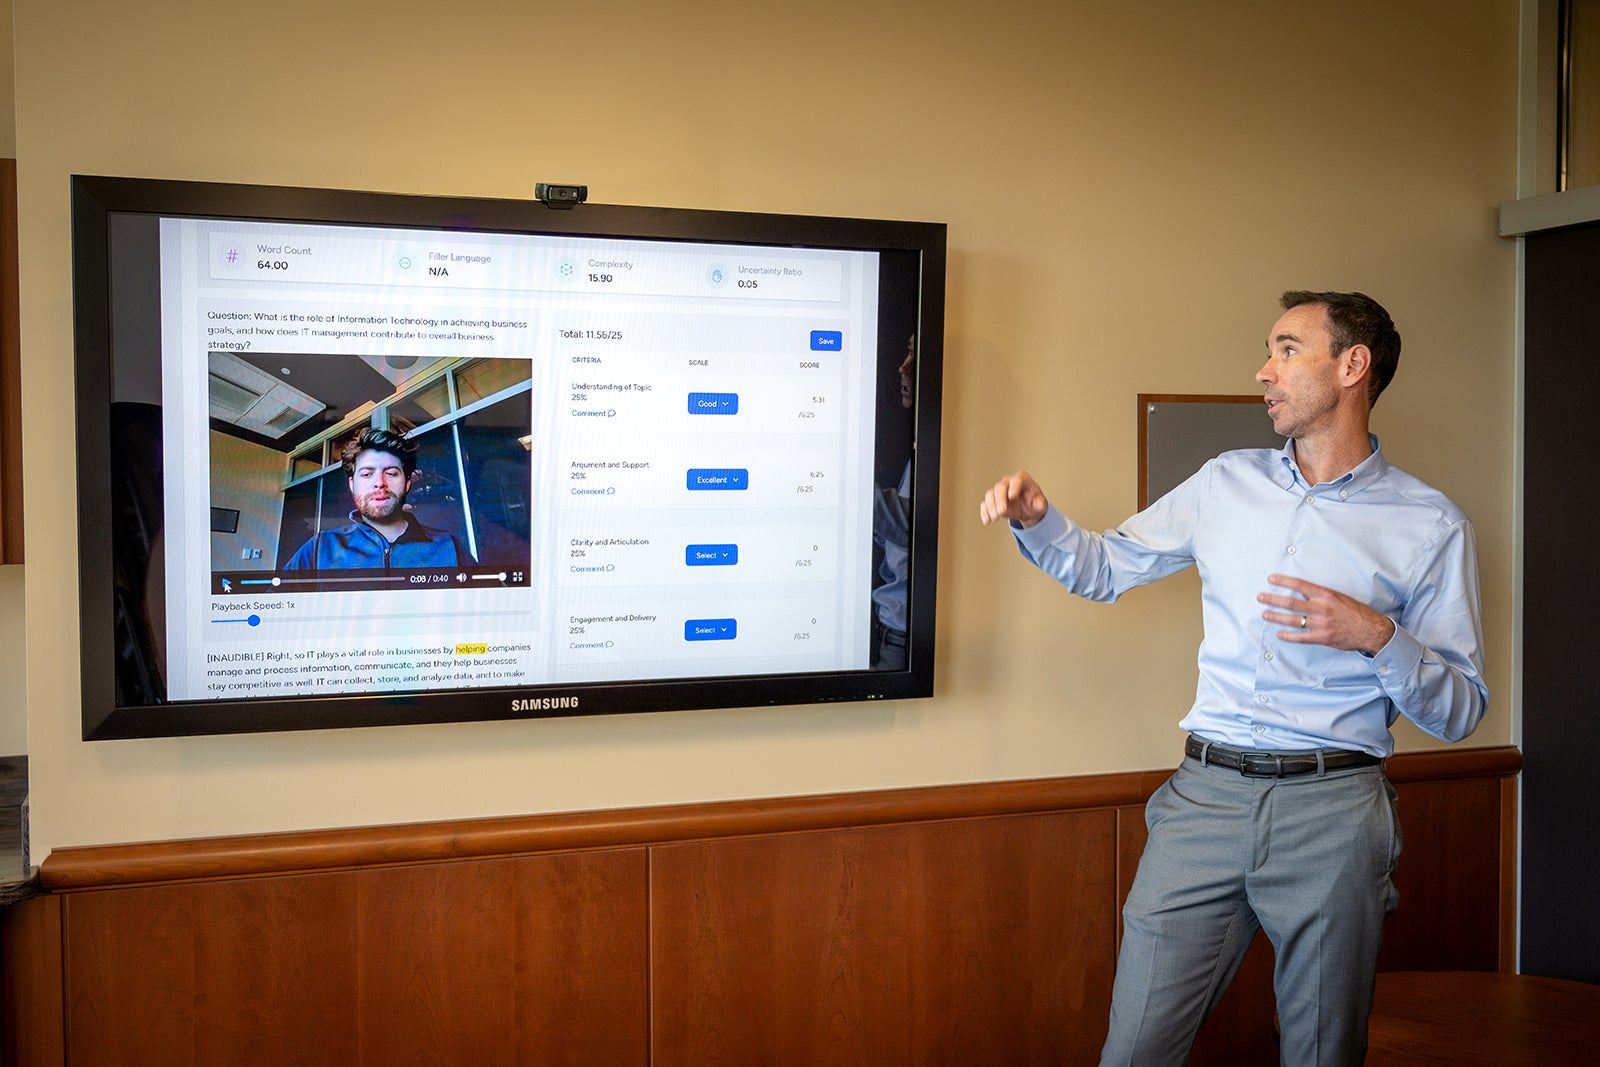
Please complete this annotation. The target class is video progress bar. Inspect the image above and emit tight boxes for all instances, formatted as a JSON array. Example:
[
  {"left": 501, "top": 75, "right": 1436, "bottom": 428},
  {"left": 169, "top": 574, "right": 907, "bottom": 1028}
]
[
  {"left": 235, "top": 576, "right": 404, "bottom": 586},
  {"left": 232, "top": 573, "right": 511, "bottom": 587}
]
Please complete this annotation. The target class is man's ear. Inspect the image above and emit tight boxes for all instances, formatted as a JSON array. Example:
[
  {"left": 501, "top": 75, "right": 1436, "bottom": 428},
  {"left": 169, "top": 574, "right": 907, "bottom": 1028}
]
[{"left": 1340, "top": 343, "right": 1373, "bottom": 392}]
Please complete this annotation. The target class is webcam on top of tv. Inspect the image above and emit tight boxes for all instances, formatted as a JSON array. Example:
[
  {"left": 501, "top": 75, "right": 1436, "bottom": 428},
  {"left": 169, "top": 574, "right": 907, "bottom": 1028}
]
[{"left": 535, "top": 182, "right": 587, "bottom": 209}]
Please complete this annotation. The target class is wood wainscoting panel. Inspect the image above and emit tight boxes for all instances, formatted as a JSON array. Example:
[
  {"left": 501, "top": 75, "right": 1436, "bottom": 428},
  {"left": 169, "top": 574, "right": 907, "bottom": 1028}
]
[
  {"left": 65, "top": 870, "right": 361, "bottom": 1066},
  {"left": 1, "top": 894, "right": 66, "bottom": 1067},
  {"left": 13, "top": 747, "right": 1514, "bottom": 1066},
  {"left": 62, "top": 849, "right": 648, "bottom": 1067},
  {"left": 1374, "top": 774, "right": 1505, "bottom": 973},
  {"left": 356, "top": 849, "right": 648, "bottom": 1067},
  {"left": 650, "top": 810, "right": 1118, "bottom": 1067}
]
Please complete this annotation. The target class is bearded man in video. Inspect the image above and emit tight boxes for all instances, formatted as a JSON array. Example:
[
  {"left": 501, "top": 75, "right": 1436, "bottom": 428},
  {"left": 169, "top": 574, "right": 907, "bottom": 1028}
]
[{"left": 285, "top": 427, "right": 475, "bottom": 571}]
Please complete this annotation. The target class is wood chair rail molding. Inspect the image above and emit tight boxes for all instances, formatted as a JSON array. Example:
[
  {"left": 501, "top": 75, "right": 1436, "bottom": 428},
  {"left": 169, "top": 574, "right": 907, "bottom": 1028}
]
[{"left": 39, "top": 746, "right": 1521, "bottom": 893}]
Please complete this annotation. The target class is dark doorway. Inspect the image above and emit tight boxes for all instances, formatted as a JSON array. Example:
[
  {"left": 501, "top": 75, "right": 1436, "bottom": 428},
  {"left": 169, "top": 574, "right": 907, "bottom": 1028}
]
[{"left": 1521, "top": 220, "right": 1600, "bottom": 982}]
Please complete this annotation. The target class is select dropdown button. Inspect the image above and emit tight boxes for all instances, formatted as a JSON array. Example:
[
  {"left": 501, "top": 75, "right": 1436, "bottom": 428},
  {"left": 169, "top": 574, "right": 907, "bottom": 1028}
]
[
  {"left": 688, "top": 392, "right": 739, "bottom": 415},
  {"left": 686, "top": 544, "right": 739, "bottom": 566},
  {"left": 687, "top": 468, "right": 748, "bottom": 490},
  {"left": 684, "top": 618, "right": 738, "bottom": 642}
]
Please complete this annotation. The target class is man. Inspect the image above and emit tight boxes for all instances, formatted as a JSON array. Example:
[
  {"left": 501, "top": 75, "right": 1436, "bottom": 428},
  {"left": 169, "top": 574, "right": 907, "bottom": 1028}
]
[
  {"left": 871, "top": 335, "right": 917, "bottom": 669},
  {"left": 979, "top": 291, "right": 1486, "bottom": 1066},
  {"left": 285, "top": 426, "right": 473, "bottom": 571}
]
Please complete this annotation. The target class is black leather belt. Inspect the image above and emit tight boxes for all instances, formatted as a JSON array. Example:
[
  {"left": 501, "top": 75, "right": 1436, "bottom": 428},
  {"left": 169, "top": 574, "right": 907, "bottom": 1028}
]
[{"left": 1184, "top": 735, "right": 1381, "bottom": 778}]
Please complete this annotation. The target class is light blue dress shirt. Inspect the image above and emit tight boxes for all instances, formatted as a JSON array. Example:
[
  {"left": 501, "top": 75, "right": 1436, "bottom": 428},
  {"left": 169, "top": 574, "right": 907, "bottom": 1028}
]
[{"left": 1013, "top": 437, "right": 1487, "bottom": 756}]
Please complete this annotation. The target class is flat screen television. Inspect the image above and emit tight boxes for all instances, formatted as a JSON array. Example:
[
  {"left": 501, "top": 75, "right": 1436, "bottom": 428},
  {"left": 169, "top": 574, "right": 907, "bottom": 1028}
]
[{"left": 71, "top": 175, "right": 945, "bottom": 739}]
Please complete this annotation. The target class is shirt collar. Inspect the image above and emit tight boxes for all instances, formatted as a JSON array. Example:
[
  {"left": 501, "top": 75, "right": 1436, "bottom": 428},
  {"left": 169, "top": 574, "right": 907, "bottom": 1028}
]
[{"left": 1276, "top": 434, "right": 1387, "bottom": 497}]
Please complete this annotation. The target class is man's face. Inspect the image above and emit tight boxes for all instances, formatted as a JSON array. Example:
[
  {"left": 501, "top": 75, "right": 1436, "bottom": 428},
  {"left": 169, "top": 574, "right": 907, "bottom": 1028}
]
[
  {"left": 1256, "top": 303, "right": 1345, "bottom": 439},
  {"left": 348, "top": 449, "right": 411, "bottom": 523},
  {"left": 899, "top": 335, "right": 915, "bottom": 410}
]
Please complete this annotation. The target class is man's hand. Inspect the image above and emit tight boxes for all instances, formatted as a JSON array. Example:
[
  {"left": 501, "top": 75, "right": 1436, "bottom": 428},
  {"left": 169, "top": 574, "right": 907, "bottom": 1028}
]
[
  {"left": 1258, "top": 574, "right": 1396, "bottom": 655},
  {"left": 980, "top": 470, "right": 1049, "bottom": 529}
]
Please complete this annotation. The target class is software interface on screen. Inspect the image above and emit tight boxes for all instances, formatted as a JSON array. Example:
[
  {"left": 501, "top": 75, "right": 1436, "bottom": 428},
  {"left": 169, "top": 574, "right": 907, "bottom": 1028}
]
[{"left": 147, "top": 216, "right": 885, "bottom": 703}]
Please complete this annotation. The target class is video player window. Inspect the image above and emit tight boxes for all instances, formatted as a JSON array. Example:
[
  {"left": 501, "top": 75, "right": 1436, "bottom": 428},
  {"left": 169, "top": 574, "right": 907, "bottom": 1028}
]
[
  {"left": 209, "top": 353, "right": 533, "bottom": 590},
  {"left": 72, "top": 176, "right": 945, "bottom": 738}
]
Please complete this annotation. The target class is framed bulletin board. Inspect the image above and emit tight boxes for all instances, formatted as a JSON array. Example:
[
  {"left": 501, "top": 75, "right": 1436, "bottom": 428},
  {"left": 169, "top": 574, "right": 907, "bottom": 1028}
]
[{"left": 1137, "top": 394, "right": 1281, "bottom": 510}]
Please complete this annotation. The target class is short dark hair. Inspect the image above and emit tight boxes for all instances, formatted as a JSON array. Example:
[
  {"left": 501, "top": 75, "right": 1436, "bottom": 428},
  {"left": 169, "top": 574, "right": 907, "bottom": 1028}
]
[
  {"left": 1280, "top": 290, "right": 1401, "bottom": 408},
  {"left": 341, "top": 426, "right": 418, "bottom": 478}
]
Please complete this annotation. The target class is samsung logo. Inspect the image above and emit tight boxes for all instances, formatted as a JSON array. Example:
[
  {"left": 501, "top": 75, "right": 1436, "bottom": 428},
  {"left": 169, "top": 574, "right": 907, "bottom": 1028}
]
[{"left": 511, "top": 695, "right": 581, "bottom": 712}]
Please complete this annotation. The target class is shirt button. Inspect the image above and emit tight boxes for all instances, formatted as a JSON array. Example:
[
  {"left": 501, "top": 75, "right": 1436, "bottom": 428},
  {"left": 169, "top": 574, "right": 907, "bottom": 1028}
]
[
  {"left": 1286, "top": 545, "right": 1297, "bottom": 555},
  {"left": 1340, "top": 489, "right": 1349, "bottom": 499},
  {"left": 1264, "top": 651, "right": 1274, "bottom": 661},
  {"left": 1302, "top": 495, "right": 1314, "bottom": 505},
  {"left": 1256, "top": 694, "right": 1268, "bottom": 703},
  {"left": 1254, "top": 724, "right": 1267, "bottom": 733},
  {"left": 1378, "top": 665, "right": 1389, "bottom": 675}
]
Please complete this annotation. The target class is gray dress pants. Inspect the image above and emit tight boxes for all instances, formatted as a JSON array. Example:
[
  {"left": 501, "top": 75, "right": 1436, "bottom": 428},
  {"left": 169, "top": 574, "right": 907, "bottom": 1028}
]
[{"left": 1099, "top": 755, "right": 1401, "bottom": 1067}]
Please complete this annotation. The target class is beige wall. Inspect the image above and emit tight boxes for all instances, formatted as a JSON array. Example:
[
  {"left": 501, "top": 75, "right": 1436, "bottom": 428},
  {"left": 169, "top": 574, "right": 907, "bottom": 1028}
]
[
  {"left": 0, "top": 0, "right": 12, "bottom": 157},
  {"left": 0, "top": 567, "right": 23, "bottom": 755},
  {"left": 12, "top": 0, "right": 1520, "bottom": 856}
]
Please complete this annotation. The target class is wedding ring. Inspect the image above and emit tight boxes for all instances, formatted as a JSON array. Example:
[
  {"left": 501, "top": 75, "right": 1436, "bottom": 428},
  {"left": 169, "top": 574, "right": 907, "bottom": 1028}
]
[{"left": 1300, "top": 614, "right": 1309, "bottom": 628}]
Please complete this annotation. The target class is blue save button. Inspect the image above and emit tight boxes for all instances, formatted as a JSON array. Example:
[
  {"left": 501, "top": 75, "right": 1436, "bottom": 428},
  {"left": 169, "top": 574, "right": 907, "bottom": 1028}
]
[
  {"left": 686, "top": 543, "right": 739, "bottom": 566},
  {"left": 687, "top": 468, "right": 749, "bottom": 490},
  {"left": 810, "top": 330, "right": 843, "bottom": 351},
  {"left": 685, "top": 618, "right": 737, "bottom": 642},
  {"left": 687, "top": 392, "right": 739, "bottom": 415}
]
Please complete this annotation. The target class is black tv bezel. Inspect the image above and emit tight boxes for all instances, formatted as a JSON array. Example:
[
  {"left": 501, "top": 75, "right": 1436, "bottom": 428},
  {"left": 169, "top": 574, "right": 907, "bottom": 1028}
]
[{"left": 71, "top": 175, "right": 945, "bottom": 740}]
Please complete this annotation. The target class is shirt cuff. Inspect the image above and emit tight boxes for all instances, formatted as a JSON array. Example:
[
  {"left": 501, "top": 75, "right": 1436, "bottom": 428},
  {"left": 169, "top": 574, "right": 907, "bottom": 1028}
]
[
  {"left": 1370, "top": 619, "right": 1421, "bottom": 683},
  {"left": 1013, "top": 505, "right": 1069, "bottom": 553}
]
